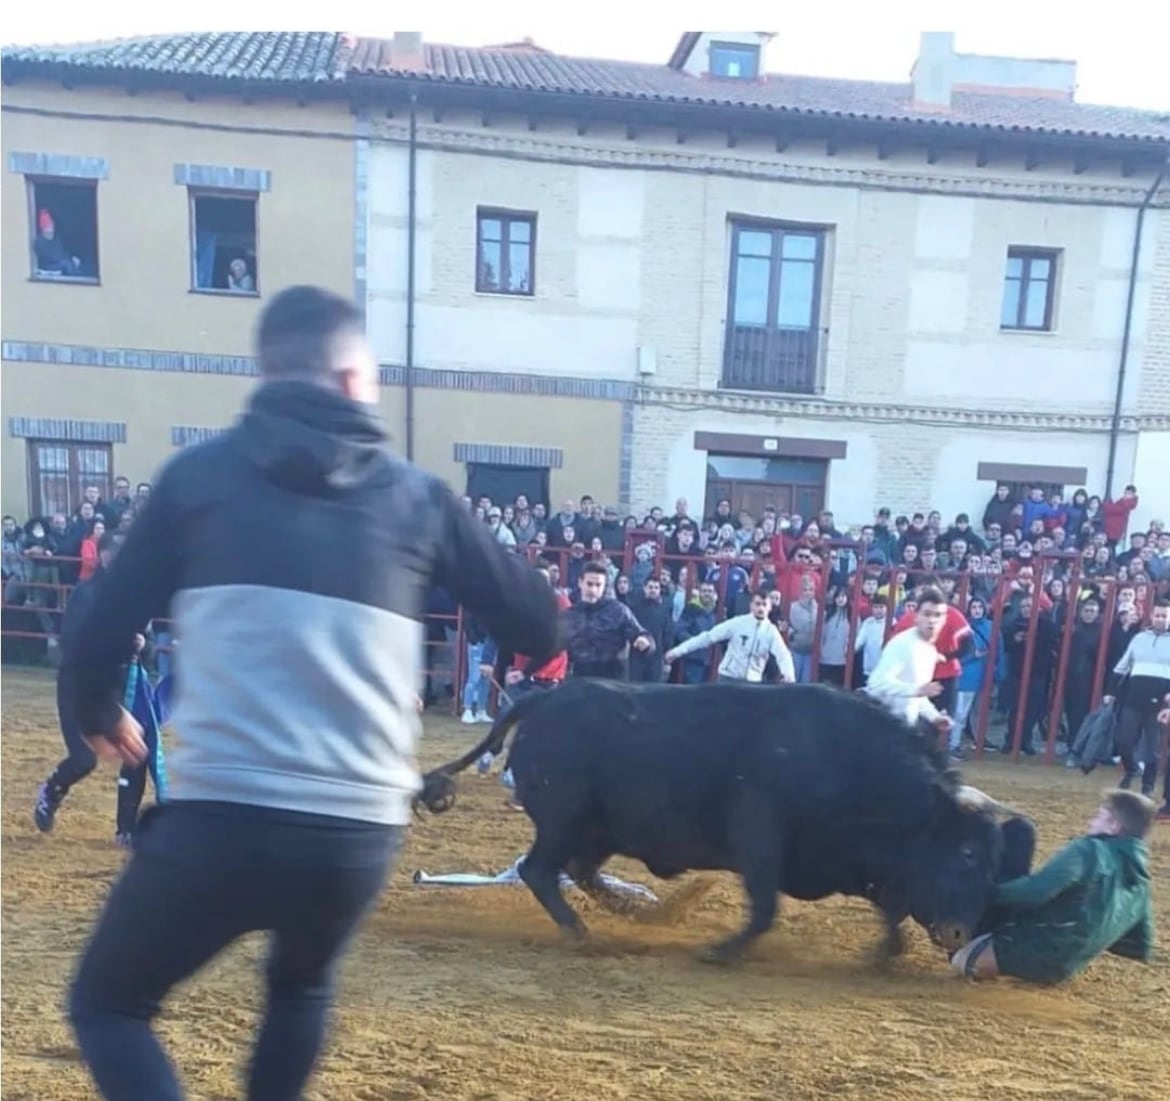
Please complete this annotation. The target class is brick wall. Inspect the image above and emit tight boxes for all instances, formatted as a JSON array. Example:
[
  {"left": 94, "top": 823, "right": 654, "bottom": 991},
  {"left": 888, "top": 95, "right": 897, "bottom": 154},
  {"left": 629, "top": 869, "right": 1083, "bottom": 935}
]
[{"left": 1138, "top": 208, "right": 1170, "bottom": 414}]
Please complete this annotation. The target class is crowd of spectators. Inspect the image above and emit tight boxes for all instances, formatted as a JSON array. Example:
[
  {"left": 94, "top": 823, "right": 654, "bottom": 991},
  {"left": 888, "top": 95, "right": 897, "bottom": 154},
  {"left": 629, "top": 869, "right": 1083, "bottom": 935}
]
[
  {"left": 4, "top": 472, "right": 1167, "bottom": 761},
  {"left": 428, "top": 483, "right": 1167, "bottom": 758}
]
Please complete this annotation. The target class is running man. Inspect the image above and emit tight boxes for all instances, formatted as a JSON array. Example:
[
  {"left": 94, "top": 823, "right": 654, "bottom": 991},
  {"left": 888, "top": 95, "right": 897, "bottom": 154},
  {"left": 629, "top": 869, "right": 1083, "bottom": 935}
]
[
  {"left": 863, "top": 586, "right": 953, "bottom": 736},
  {"left": 34, "top": 530, "right": 124, "bottom": 834},
  {"left": 61, "top": 285, "right": 560, "bottom": 1101}
]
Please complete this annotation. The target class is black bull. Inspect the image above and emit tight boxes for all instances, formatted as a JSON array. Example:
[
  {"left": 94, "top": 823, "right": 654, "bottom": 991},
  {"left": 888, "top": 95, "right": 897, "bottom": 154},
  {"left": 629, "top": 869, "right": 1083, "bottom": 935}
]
[{"left": 418, "top": 679, "right": 1036, "bottom": 964}]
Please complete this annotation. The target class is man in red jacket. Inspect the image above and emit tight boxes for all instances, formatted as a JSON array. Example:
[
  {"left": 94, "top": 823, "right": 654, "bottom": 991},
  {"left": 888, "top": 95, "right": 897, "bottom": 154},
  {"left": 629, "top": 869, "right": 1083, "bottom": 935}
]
[
  {"left": 1101, "top": 485, "right": 1139, "bottom": 548},
  {"left": 893, "top": 584, "right": 972, "bottom": 751}
]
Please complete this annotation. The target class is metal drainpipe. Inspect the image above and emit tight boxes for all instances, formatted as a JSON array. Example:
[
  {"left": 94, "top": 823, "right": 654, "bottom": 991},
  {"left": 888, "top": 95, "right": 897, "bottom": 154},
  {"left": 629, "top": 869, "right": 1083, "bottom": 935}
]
[
  {"left": 404, "top": 92, "right": 418, "bottom": 462},
  {"left": 1105, "top": 156, "right": 1167, "bottom": 496}
]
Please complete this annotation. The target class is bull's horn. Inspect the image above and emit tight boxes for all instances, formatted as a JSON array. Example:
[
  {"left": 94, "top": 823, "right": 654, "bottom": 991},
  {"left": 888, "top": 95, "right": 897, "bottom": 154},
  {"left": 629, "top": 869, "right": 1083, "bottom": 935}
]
[{"left": 956, "top": 785, "right": 1022, "bottom": 816}]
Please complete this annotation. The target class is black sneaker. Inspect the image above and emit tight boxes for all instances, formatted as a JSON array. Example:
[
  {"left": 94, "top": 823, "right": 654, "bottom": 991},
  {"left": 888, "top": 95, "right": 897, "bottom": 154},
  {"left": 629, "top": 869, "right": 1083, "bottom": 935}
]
[
  {"left": 1156, "top": 803, "right": 1170, "bottom": 822},
  {"left": 34, "top": 782, "right": 62, "bottom": 833}
]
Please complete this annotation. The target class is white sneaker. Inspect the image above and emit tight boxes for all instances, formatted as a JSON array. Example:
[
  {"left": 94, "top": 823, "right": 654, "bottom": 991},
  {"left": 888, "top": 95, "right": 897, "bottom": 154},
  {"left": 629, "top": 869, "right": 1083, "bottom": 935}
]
[
  {"left": 461, "top": 708, "right": 476, "bottom": 724},
  {"left": 476, "top": 752, "right": 494, "bottom": 776},
  {"left": 474, "top": 710, "right": 493, "bottom": 724}
]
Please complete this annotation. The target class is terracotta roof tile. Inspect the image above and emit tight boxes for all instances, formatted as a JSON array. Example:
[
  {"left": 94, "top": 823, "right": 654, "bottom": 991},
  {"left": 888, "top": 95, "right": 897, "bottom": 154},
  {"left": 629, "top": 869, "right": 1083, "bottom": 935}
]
[
  {"left": 351, "top": 41, "right": 1170, "bottom": 144},
  {"left": 4, "top": 32, "right": 1168, "bottom": 144},
  {"left": 1, "top": 32, "right": 346, "bottom": 84}
]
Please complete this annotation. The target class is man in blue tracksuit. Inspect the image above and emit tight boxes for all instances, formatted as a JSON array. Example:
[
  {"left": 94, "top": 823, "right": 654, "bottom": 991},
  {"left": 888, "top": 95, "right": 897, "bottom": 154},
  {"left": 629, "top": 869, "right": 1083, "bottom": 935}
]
[{"left": 61, "top": 285, "right": 560, "bottom": 1101}]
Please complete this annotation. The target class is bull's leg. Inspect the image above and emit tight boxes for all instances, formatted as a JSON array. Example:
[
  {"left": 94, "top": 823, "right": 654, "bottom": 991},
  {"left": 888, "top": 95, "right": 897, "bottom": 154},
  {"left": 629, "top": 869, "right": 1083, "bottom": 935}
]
[
  {"left": 699, "top": 787, "right": 782, "bottom": 965},
  {"left": 565, "top": 857, "right": 643, "bottom": 917},
  {"left": 869, "top": 889, "right": 909, "bottom": 966},
  {"left": 517, "top": 834, "right": 587, "bottom": 939}
]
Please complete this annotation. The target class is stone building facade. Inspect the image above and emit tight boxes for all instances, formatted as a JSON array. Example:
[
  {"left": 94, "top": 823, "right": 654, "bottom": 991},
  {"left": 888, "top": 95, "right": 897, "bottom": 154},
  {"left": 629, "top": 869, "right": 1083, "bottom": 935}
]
[{"left": 3, "top": 30, "right": 1168, "bottom": 529}]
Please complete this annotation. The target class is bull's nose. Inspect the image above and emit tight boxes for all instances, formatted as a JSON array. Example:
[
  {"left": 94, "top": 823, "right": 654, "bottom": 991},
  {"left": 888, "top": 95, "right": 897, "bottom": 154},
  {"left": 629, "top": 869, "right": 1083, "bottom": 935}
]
[{"left": 932, "top": 923, "right": 972, "bottom": 953}]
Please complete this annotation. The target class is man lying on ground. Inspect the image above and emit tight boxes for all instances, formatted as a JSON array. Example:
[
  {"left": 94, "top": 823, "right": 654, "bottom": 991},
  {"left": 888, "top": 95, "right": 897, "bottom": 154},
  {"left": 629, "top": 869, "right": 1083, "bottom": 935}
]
[{"left": 950, "top": 789, "right": 1155, "bottom": 984}]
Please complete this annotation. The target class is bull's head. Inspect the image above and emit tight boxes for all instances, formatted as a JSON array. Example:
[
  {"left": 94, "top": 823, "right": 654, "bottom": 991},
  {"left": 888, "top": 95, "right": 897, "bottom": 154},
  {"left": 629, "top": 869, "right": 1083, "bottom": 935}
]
[{"left": 904, "top": 784, "right": 1021, "bottom": 954}]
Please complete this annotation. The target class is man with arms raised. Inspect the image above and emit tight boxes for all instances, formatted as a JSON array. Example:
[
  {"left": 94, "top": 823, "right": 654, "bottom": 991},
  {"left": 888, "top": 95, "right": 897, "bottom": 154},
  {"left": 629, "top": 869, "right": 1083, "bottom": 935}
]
[
  {"left": 664, "top": 589, "right": 795, "bottom": 684},
  {"left": 62, "top": 285, "right": 559, "bottom": 1101}
]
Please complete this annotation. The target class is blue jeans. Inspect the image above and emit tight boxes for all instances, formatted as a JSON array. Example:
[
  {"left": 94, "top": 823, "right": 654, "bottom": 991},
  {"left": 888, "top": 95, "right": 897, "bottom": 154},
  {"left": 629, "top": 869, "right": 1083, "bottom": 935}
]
[
  {"left": 792, "top": 651, "right": 814, "bottom": 684},
  {"left": 68, "top": 800, "right": 403, "bottom": 1101},
  {"left": 462, "top": 642, "right": 489, "bottom": 712}
]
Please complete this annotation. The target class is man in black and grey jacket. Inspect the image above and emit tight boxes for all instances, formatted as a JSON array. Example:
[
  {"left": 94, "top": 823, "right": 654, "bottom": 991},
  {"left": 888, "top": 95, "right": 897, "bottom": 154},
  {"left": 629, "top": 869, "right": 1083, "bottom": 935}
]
[
  {"left": 62, "top": 285, "right": 560, "bottom": 1101},
  {"left": 1108, "top": 597, "right": 1170, "bottom": 800},
  {"left": 564, "top": 560, "right": 652, "bottom": 679}
]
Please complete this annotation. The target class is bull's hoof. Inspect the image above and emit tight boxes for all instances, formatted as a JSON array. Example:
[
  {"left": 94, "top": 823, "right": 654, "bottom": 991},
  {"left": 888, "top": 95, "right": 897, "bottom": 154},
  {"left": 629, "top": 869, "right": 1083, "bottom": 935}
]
[
  {"left": 870, "top": 928, "right": 906, "bottom": 970},
  {"left": 558, "top": 922, "right": 589, "bottom": 946},
  {"left": 697, "top": 938, "right": 745, "bottom": 966}
]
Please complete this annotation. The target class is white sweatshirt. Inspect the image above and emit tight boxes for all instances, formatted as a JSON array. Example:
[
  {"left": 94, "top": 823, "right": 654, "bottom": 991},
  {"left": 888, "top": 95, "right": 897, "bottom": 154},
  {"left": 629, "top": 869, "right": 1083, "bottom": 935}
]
[
  {"left": 863, "top": 627, "right": 943, "bottom": 726},
  {"left": 670, "top": 613, "right": 796, "bottom": 683}
]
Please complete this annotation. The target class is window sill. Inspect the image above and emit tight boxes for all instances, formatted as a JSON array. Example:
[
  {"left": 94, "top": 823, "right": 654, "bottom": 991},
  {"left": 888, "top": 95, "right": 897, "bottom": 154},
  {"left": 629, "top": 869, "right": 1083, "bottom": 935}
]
[
  {"left": 29, "top": 275, "right": 100, "bottom": 286},
  {"left": 189, "top": 288, "right": 261, "bottom": 298},
  {"left": 999, "top": 326, "right": 1056, "bottom": 336},
  {"left": 474, "top": 288, "right": 535, "bottom": 299}
]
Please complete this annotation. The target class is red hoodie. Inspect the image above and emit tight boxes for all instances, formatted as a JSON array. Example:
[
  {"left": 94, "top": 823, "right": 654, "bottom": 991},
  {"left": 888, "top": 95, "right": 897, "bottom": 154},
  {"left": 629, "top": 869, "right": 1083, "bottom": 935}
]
[
  {"left": 893, "top": 604, "right": 972, "bottom": 681},
  {"left": 512, "top": 591, "right": 571, "bottom": 682},
  {"left": 1100, "top": 495, "right": 1138, "bottom": 542}
]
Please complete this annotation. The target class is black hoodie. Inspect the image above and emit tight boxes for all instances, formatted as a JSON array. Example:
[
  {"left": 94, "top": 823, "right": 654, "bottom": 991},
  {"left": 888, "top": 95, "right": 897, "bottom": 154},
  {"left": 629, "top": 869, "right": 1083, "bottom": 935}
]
[{"left": 64, "top": 380, "right": 560, "bottom": 826}]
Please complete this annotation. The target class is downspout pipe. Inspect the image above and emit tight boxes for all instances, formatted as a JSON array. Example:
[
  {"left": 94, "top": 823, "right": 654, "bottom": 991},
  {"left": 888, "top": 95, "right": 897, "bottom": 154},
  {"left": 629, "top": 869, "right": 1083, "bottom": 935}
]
[
  {"left": 1106, "top": 156, "right": 1167, "bottom": 496},
  {"left": 405, "top": 92, "right": 418, "bottom": 462}
]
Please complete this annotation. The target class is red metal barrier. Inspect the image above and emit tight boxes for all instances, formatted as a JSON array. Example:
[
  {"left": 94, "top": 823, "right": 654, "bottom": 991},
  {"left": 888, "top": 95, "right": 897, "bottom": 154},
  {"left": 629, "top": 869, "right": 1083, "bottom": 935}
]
[{"left": 6, "top": 543, "right": 1164, "bottom": 747}]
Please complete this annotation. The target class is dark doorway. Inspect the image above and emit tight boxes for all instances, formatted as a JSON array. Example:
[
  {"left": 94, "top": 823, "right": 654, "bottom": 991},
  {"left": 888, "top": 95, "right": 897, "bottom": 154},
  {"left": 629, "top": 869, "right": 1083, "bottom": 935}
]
[
  {"left": 465, "top": 463, "right": 549, "bottom": 511},
  {"left": 704, "top": 454, "right": 827, "bottom": 521}
]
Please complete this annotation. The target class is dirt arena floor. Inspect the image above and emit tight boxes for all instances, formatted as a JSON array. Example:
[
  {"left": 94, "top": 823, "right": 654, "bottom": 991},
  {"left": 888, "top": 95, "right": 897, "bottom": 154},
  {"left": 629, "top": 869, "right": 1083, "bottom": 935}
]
[{"left": 2, "top": 668, "right": 1167, "bottom": 1100}]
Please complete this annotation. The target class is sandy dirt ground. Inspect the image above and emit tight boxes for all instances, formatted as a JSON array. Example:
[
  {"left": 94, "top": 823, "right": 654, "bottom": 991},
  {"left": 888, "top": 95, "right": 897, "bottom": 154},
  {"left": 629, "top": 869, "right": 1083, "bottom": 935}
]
[{"left": 2, "top": 667, "right": 1167, "bottom": 1101}]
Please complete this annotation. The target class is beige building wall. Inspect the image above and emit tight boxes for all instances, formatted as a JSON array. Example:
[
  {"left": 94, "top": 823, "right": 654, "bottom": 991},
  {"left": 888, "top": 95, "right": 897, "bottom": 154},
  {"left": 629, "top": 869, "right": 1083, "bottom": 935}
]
[
  {"left": 411, "top": 388, "right": 623, "bottom": 505},
  {"left": 1, "top": 82, "right": 356, "bottom": 516}
]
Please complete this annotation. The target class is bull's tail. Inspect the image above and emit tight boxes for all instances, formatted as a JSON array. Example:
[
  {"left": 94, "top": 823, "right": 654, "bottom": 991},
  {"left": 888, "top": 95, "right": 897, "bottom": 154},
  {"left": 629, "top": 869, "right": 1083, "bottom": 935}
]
[{"left": 414, "top": 688, "right": 550, "bottom": 816}]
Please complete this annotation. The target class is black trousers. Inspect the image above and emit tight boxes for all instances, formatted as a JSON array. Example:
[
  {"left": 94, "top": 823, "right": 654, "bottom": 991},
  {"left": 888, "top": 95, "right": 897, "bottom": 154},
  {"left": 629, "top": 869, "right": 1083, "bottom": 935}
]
[
  {"left": 572, "top": 660, "right": 624, "bottom": 680},
  {"left": 1115, "top": 705, "right": 1163, "bottom": 795},
  {"left": 628, "top": 652, "right": 663, "bottom": 683},
  {"left": 69, "top": 799, "right": 403, "bottom": 1101},
  {"left": 935, "top": 677, "right": 958, "bottom": 722},
  {"left": 46, "top": 670, "right": 97, "bottom": 794}
]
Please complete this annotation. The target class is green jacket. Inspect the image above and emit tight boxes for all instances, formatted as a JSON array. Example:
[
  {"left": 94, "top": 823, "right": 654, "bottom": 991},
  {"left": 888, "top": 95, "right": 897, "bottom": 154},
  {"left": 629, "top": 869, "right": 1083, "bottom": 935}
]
[{"left": 989, "top": 834, "right": 1153, "bottom": 984}]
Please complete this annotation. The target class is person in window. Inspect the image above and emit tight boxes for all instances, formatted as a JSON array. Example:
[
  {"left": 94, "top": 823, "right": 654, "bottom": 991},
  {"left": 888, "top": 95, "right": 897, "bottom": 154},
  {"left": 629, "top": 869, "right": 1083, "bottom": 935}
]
[
  {"left": 227, "top": 257, "right": 255, "bottom": 293},
  {"left": 33, "top": 208, "right": 83, "bottom": 277}
]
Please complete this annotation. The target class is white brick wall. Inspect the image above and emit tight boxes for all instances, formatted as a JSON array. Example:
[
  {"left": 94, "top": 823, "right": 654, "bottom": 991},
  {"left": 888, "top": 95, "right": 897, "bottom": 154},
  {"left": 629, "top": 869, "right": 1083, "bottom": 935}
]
[
  {"left": 629, "top": 403, "right": 1148, "bottom": 528},
  {"left": 363, "top": 113, "right": 1169, "bottom": 523}
]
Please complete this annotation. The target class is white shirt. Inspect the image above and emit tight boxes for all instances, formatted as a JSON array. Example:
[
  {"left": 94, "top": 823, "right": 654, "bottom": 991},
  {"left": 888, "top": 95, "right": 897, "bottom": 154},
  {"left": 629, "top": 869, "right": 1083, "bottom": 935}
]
[
  {"left": 671, "top": 613, "right": 796, "bottom": 683},
  {"left": 864, "top": 627, "right": 942, "bottom": 726}
]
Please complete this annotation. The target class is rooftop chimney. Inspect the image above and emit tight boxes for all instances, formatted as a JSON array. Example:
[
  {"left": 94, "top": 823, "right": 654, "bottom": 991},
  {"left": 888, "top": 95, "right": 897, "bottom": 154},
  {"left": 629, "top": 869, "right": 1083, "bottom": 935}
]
[
  {"left": 911, "top": 31, "right": 1077, "bottom": 108},
  {"left": 389, "top": 31, "right": 425, "bottom": 72}
]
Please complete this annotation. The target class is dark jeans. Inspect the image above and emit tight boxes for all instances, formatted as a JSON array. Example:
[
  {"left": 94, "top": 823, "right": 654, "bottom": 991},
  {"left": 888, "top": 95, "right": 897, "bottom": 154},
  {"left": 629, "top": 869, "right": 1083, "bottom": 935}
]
[
  {"left": 572, "top": 659, "right": 624, "bottom": 680},
  {"left": 1115, "top": 705, "right": 1162, "bottom": 795},
  {"left": 628, "top": 651, "right": 663, "bottom": 683},
  {"left": 935, "top": 677, "right": 958, "bottom": 722},
  {"left": 46, "top": 670, "right": 97, "bottom": 794},
  {"left": 69, "top": 799, "right": 403, "bottom": 1101}
]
